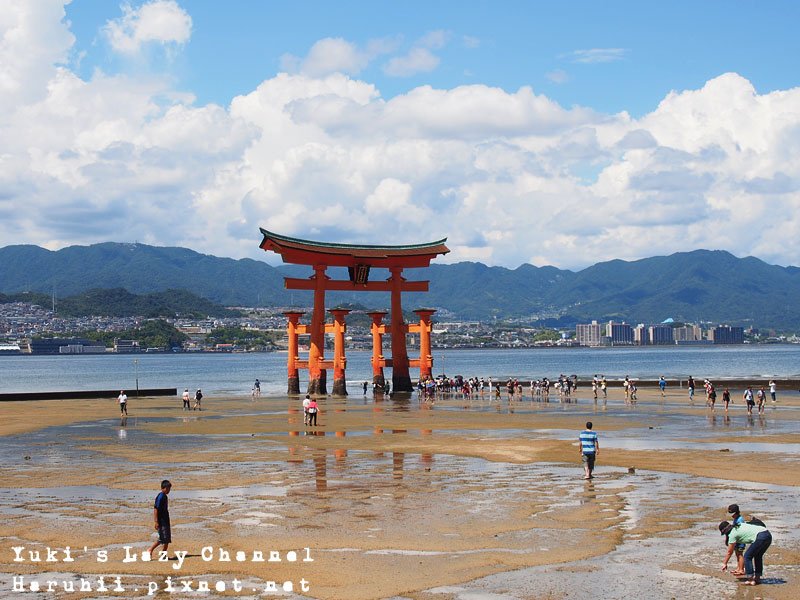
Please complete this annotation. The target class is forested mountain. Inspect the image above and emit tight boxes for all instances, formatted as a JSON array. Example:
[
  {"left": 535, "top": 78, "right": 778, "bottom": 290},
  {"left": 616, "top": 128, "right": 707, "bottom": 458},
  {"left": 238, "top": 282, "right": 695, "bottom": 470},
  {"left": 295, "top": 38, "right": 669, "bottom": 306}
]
[
  {"left": 1, "top": 243, "right": 798, "bottom": 328},
  {"left": 0, "top": 288, "right": 236, "bottom": 318}
]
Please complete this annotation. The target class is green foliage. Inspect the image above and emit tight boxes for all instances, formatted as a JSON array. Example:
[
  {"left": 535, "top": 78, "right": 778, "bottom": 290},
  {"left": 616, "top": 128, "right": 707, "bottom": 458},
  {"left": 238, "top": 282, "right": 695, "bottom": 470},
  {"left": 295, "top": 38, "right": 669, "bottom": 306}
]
[
  {"left": 0, "top": 287, "right": 237, "bottom": 318},
  {"left": 533, "top": 329, "right": 561, "bottom": 342},
  {"left": 77, "top": 320, "right": 188, "bottom": 349},
  {"left": 205, "top": 326, "right": 280, "bottom": 349},
  {"left": 0, "top": 291, "right": 52, "bottom": 306}
]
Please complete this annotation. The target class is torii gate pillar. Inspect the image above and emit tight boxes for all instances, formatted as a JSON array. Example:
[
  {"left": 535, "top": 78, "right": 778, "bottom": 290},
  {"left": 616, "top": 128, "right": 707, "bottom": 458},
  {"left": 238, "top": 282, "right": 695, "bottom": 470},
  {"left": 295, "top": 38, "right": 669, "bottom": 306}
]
[
  {"left": 284, "top": 311, "right": 306, "bottom": 395},
  {"left": 367, "top": 311, "right": 387, "bottom": 390},
  {"left": 307, "top": 265, "right": 328, "bottom": 396},
  {"left": 389, "top": 266, "right": 413, "bottom": 392},
  {"left": 413, "top": 309, "right": 436, "bottom": 380},
  {"left": 328, "top": 308, "right": 350, "bottom": 396}
]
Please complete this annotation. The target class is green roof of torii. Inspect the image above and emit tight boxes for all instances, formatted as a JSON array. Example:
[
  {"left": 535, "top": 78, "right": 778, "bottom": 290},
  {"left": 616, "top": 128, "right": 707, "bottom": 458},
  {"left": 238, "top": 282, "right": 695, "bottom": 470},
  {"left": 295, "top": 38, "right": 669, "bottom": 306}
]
[
  {"left": 259, "top": 229, "right": 449, "bottom": 267},
  {"left": 259, "top": 228, "right": 449, "bottom": 252}
]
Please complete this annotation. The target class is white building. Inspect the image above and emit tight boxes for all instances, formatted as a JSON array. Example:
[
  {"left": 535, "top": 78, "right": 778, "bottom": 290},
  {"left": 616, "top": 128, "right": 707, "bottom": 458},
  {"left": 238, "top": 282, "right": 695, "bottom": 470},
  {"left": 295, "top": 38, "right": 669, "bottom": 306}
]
[{"left": 575, "top": 321, "right": 602, "bottom": 347}]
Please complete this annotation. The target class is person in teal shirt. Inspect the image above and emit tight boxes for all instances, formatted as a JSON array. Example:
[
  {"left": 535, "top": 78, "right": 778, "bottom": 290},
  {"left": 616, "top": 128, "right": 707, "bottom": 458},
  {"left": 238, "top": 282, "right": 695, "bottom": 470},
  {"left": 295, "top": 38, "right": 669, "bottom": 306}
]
[{"left": 719, "top": 520, "right": 772, "bottom": 585}]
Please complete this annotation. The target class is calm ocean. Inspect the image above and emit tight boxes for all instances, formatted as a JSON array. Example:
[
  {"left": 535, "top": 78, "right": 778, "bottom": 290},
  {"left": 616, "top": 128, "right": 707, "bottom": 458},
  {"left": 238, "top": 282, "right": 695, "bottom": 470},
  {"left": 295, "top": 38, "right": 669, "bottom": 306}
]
[{"left": 1, "top": 345, "right": 799, "bottom": 396}]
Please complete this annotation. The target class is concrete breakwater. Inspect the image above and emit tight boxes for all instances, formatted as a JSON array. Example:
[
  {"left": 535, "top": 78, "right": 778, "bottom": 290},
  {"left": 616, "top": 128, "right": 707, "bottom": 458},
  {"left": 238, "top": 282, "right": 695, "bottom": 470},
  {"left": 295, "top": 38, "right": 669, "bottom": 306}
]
[{"left": 0, "top": 388, "right": 178, "bottom": 401}]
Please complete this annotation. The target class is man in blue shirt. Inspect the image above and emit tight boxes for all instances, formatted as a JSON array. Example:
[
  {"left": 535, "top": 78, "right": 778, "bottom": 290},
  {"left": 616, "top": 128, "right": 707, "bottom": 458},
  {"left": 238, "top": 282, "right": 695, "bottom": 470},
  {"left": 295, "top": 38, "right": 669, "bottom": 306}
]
[
  {"left": 147, "top": 480, "right": 172, "bottom": 558},
  {"left": 579, "top": 422, "right": 599, "bottom": 480}
]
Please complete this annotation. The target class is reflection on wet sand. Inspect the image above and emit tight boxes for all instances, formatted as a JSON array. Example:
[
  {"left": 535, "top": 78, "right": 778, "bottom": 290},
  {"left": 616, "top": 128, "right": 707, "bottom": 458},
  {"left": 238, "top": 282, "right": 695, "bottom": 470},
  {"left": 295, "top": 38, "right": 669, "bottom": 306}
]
[{"left": 0, "top": 388, "right": 798, "bottom": 599}]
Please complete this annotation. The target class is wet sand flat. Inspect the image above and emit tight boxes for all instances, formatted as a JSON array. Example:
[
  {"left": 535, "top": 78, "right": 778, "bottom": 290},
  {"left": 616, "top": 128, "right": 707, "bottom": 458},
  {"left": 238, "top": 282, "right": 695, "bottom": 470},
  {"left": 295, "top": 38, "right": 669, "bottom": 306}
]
[{"left": 0, "top": 387, "right": 798, "bottom": 599}]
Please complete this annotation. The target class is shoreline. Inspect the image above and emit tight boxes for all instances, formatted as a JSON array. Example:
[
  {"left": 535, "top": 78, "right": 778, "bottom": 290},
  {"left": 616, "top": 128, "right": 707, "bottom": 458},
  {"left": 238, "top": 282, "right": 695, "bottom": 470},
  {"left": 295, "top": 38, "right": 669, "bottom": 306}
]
[{"left": 2, "top": 377, "right": 797, "bottom": 400}]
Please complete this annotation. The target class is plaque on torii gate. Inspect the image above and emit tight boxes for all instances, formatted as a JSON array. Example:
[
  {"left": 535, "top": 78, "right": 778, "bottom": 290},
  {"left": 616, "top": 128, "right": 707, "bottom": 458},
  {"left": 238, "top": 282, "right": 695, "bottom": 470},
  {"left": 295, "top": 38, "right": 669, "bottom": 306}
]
[{"left": 259, "top": 229, "right": 449, "bottom": 395}]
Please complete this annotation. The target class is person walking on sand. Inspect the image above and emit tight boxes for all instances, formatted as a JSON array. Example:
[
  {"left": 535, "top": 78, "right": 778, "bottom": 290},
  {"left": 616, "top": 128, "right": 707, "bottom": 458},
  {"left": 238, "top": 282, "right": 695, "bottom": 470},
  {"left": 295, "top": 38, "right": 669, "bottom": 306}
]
[
  {"left": 757, "top": 387, "right": 766, "bottom": 414},
  {"left": 302, "top": 394, "right": 311, "bottom": 426},
  {"left": 708, "top": 383, "right": 717, "bottom": 410},
  {"left": 720, "top": 518, "right": 772, "bottom": 585},
  {"left": 601, "top": 376, "right": 607, "bottom": 400},
  {"left": 118, "top": 390, "right": 128, "bottom": 415},
  {"left": 722, "top": 387, "right": 731, "bottom": 412},
  {"left": 769, "top": 380, "right": 777, "bottom": 403},
  {"left": 147, "top": 480, "right": 172, "bottom": 558},
  {"left": 182, "top": 389, "right": 191, "bottom": 410},
  {"left": 253, "top": 379, "right": 261, "bottom": 397},
  {"left": 743, "top": 387, "right": 755, "bottom": 415},
  {"left": 307, "top": 397, "right": 319, "bottom": 426},
  {"left": 579, "top": 421, "right": 599, "bottom": 480},
  {"left": 193, "top": 388, "right": 203, "bottom": 411},
  {"left": 659, "top": 376, "right": 667, "bottom": 397},
  {"left": 688, "top": 376, "right": 695, "bottom": 402}
]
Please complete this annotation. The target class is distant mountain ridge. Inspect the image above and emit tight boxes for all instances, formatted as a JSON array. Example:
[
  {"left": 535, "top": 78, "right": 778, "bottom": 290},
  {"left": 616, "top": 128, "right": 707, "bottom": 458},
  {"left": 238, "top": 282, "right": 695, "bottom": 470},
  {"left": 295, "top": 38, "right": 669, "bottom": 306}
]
[
  {"left": 0, "top": 288, "right": 236, "bottom": 318},
  {"left": 1, "top": 242, "right": 798, "bottom": 328}
]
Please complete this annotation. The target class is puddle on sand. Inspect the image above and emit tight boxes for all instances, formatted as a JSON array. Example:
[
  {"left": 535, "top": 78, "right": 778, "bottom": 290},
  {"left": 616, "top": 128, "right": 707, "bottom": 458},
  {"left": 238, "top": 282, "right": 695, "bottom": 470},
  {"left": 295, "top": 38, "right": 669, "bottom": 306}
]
[
  {"left": 406, "top": 466, "right": 800, "bottom": 600},
  {"left": 3, "top": 396, "right": 800, "bottom": 598},
  {"left": 0, "top": 482, "right": 286, "bottom": 507}
]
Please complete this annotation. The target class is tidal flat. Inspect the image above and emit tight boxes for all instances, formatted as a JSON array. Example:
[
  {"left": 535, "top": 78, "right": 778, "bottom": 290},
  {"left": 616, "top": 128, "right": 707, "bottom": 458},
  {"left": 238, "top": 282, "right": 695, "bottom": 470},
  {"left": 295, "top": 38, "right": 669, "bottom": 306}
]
[{"left": 0, "top": 387, "right": 798, "bottom": 599}]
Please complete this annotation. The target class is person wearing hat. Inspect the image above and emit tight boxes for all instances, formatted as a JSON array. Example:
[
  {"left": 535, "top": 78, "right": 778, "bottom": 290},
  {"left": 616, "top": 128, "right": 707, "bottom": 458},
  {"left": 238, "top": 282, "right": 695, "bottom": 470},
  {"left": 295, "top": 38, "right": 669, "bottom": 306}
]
[
  {"left": 147, "top": 480, "right": 173, "bottom": 557},
  {"left": 719, "top": 513, "right": 772, "bottom": 585}
]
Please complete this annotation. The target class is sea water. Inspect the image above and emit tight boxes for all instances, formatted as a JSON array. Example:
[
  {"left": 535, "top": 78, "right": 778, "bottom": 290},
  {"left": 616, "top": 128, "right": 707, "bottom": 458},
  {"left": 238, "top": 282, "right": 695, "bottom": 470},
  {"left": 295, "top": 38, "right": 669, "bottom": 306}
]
[{"left": 1, "top": 345, "right": 799, "bottom": 396}]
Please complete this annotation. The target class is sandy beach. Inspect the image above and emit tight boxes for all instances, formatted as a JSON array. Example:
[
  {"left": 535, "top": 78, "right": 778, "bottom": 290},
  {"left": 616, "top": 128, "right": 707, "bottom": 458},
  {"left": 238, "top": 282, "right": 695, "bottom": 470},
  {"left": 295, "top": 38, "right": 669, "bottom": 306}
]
[{"left": 1, "top": 386, "right": 798, "bottom": 599}]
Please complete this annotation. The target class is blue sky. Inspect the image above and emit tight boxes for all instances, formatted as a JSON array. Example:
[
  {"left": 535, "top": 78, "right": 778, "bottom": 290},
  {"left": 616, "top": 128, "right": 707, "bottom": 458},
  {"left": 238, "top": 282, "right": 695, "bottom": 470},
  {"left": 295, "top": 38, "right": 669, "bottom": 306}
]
[
  {"left": 3, "top": 1, "right": 800, "bottom": 269},
  {"left": 65, "top": 1, "right": 800, "bottom": 116}
]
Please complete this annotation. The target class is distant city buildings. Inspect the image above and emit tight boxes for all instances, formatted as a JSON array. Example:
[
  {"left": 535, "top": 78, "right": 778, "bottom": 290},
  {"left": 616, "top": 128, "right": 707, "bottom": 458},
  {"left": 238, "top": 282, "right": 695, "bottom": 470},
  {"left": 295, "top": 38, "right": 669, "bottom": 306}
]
[
  {"left": 575, "top": 321, "right": 602, "bottom": 346},
  {"left": 114, "top": 339, "right": 140, "bottom": 353},
  {"left": 674, "top": 325, "right": 703, "bottom": 342},
  {"left": 0, "top": 298, "right": 775, "bottom": 353},
  {"left": 708, "top": 325, "right": 745, "bottom": 344},
  {"left": 575, "top": 321, "right": 744, "bottom": 346},
  {"left": 606, "top": 321, "right": 634, "bottom": 345},
  {"left": 634, "top": 324, "right": 649, "bottom": 345},
  {"left": 648, "top": 324, "right": 674, "bottom": 345},
  {"left": 29, "top": 338, "right": 106, "bottom": 355}
]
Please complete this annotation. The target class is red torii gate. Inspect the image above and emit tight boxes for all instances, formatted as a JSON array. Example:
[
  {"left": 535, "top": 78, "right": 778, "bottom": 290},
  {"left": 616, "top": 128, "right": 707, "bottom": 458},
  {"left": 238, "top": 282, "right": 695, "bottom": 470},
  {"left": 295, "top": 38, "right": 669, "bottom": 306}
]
[{"left": 259, "top": 229, "right": 449, "bottom": 395}]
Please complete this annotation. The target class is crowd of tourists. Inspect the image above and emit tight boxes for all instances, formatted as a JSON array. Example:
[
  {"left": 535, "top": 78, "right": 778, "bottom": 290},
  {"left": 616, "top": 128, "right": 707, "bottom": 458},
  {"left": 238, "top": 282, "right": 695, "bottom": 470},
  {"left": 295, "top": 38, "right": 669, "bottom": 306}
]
[{"left": 415, "top": 373, "right": 586, "bottom": 402}]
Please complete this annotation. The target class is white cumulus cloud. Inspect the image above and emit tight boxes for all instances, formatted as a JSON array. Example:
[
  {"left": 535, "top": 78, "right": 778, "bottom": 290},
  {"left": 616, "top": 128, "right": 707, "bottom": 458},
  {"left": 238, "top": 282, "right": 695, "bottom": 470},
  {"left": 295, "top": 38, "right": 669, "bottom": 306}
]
[
  {"left": 103, "top": 0, "right": 192, "bottom": 55},
  {"left": 382, "top": 30, "right": 451, "bottom": 78},
  {"left": 383, "top": 48, "right": 440, "bottom": 77},
  {"left": 281, "top": 36, "right": 399, "bottom": 77},
  {"left": 3, "top": 5, "right": 800, "bottom": 273}
]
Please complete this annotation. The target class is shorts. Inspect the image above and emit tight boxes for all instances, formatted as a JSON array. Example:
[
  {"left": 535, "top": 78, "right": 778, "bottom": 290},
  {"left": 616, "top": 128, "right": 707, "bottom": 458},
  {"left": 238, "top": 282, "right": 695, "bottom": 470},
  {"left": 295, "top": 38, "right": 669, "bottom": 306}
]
[
  {"left": 582, "top": 453, "right": 596, "bottom": 469},
  {"left": 157, "top": 524, "right": 171, "bottom": 545},
  {"left": 735, "top": 543, "right": 746, "bottom": 552}
]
